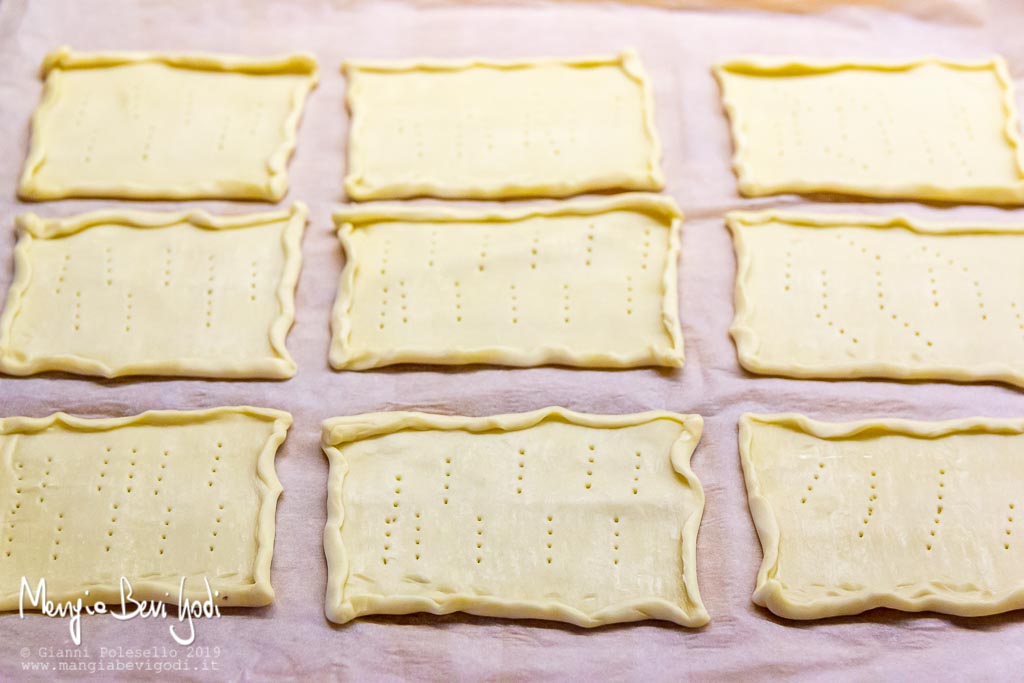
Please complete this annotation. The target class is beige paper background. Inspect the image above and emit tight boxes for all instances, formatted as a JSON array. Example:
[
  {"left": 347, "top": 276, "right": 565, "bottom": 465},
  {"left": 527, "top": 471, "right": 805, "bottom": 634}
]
[{"left": 1, "top": 0, "right": 1023, "bottom": 679}]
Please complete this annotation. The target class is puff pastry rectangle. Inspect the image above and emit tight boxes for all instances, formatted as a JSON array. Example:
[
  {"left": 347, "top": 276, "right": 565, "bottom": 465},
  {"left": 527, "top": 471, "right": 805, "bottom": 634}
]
[
  {"left": 330, "top": 194, "right": 683, "bottom": 369},
  {"left": 343, "top": 50, "right": 664, "bottom": 200},
  {"left": 19, "top": 47, "right": 318, "bottom": 201},
  {"left": 322, "top": 408, "right": 707, "bottom": 627},
  {"left": 0, "top": 204, "right": 306, "bottom": 379},
  {"left": 740, "top": 413, "right": 1024, "bottom": 619},
  {"left": 0, "top": 407, "right": 290, "bottom": 610},
  {"left": 714, "top": 57, "right": 1024, "bottom": 204},
  {"left": 728, "top": 211, "right": 1024, "bottom": 387}
]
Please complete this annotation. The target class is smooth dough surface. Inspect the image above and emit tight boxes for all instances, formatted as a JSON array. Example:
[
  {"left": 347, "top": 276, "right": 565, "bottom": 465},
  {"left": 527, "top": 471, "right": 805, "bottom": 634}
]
[
  {"left": 740, "top": 413, "right": 1024, "bottom": 619},
  {"left": 714, "top": 57, "right": 1024, "bottom": 203},
  {"left": 0, "top": 204, "right": 306, "bottom": 379},
  {"left": 728, "top": 210, "right": 1024, "bottom": 387},
  {"left": 322, "top": 407, "right": 707, "bottom": 627},
  {"left": 343, "top": 50, "right": 664, "bottom": 200},
  {"left": 0, "top": 407, "right": 290, "bottom": 610},
  {"left": 331, "top": 194, "right": 683, "bottom": 369},
  {"left": 19, "top": 47, "right": 318, "bottom": 201}
]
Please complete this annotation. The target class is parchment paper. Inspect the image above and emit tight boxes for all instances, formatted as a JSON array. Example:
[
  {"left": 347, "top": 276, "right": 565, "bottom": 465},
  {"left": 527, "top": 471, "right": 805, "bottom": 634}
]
[{"left": 1, "top": 0, "right": 1023, "bottom": 679}]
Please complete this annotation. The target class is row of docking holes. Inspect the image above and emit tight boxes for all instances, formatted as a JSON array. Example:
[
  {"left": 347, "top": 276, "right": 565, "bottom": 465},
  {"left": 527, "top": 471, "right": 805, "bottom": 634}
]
[
  {"left": 775, "top": 94, "right": 976, "bottom": 174},
  {"left": 378, "top": 447, "right": 643, "bottom": 567},
  {"left": 55, "top": 251, "right": 263, "bottom": 333},
  {"left": 784, "top": 239, "right": 1016, "bottom": 347},
  {"left": 3, "top": 443, "right": 226, "bottom": 561},
  {"left": 391, "top": 117, "right": 579, "bottom": 160},
  {"left": 74, "top": 92, "right": 265, "bottom": 162},
  {"left": 376, "top": 227, "right": 654, "bottom": 330},
  {"left": 801, "top": 463, "right": 1018, "bottom": 552},
  {"left": 380, "top": 509, "right": 627, "bottom": 568}
]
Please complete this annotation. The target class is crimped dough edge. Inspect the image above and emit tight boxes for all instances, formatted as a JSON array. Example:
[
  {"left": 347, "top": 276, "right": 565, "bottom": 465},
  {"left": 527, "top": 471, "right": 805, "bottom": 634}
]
[
  {"left": 0, "top": 406, "right": 291, "bottom": 611},
  {"left": 321, "top": 407, "right": 708, "bottom": 627},
  {"left": 19, "top": 46, "right": 319, "bottom": 201},
  {"left": 712, "top": 56, "right": 1024, "bottom": 204},
  {"left": 739, "top": 412, "right": 1024, "bottom": 620},
  {"left": 0, "top": 204, "right": 307, "bottom": 379},
  {"left": 726, "top": 209, "right": 1024, "bottom": 388},
  {"left": 342, "top": 49, "right": 665, "bottom": 200},
  {"left": 329, "top": 193, "right": 685, "bottom": 370}
]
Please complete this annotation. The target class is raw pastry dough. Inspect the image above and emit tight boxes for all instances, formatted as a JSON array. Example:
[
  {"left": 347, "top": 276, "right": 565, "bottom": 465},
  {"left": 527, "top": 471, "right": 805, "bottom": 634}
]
[
  {"left": 728, "top": 210, "right": 1024, "bottom": 387},
  {"left": 19, "top": 46, "right": 318, "bottom": 201},
  {"left": 322, "top": 407, "right": 707, "bottom": 627},
  {"left": 0, "top": 204, "right": 307, "bottom": 379},
  {"left": 0, "top": 407, "right": 290, "bottom": 610},
  {"left": 330, "top": 194, "right": 684, "bottom": 369},
  {"left": 343, "top": 50, "right": 664, "bottom": 200},
  {"left": 714, "top": 57, "right": 1024, "bottom": 204},
  {"left": 740, "top": 412, "right": 1024, "bottom": 619}
]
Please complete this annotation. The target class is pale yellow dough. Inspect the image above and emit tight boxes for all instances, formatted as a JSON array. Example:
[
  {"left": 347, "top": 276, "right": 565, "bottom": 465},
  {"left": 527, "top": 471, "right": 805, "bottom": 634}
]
[
  {"left": 343, "top": 50, "right": 664, "bottom": 200},
  {"left": 19, "top": 47, "right": 318, "bottom": 201},
  {"left": 322, "top": 407, "right": 707, "bottom": 627},
  {"left": 740, "top": 413, "right": 1024, "bottom": 619},
  {"left": 0, "top": 204, "right": 307, "bottom": 379},
  {"left": 728, "top": 210, "right": 1024, "bottom": 387},
  {"left": 714, "top": 57, "right": 1024, "bottom": 204},
  {"left": 0, "top": 407, "right": 290, "bottom": 610},
  {"left": 331, "top": 194, "right": 683, "bottom": 369}
]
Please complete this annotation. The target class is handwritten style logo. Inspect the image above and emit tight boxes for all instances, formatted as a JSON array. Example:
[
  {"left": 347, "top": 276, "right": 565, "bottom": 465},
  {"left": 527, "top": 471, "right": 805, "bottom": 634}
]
[{"left": 19, "top": 576, "right": 221, "bottom": 645}]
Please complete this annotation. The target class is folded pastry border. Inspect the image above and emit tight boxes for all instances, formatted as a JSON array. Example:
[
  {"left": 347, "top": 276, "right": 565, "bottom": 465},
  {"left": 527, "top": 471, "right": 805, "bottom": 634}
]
[
  {"left": 0, "top": 203, "right": 307, "bottom": 379},
  {"left": 727, "top": 209, "right": 1024, "bottom": 387},
  {"left": 329, "top": 193, "right": 684, "bottom": 370},
  {"left": 342, "top": 49, "right": 665, "bottom": 200},
  {"left": 0, "top": 406, "right": 291, "bottom": 611},
  {"left": 713, "top": 56, "right": 1024, "bottom": 204},
  {"left": 321, "top": 406, "right": 708, "bottom": 627},
  {"left": 739, "top": 412, "right": 1024, "bottom": 619},
  {"left": 19, "top": 46, "right": 319, "bottom": 201}
]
